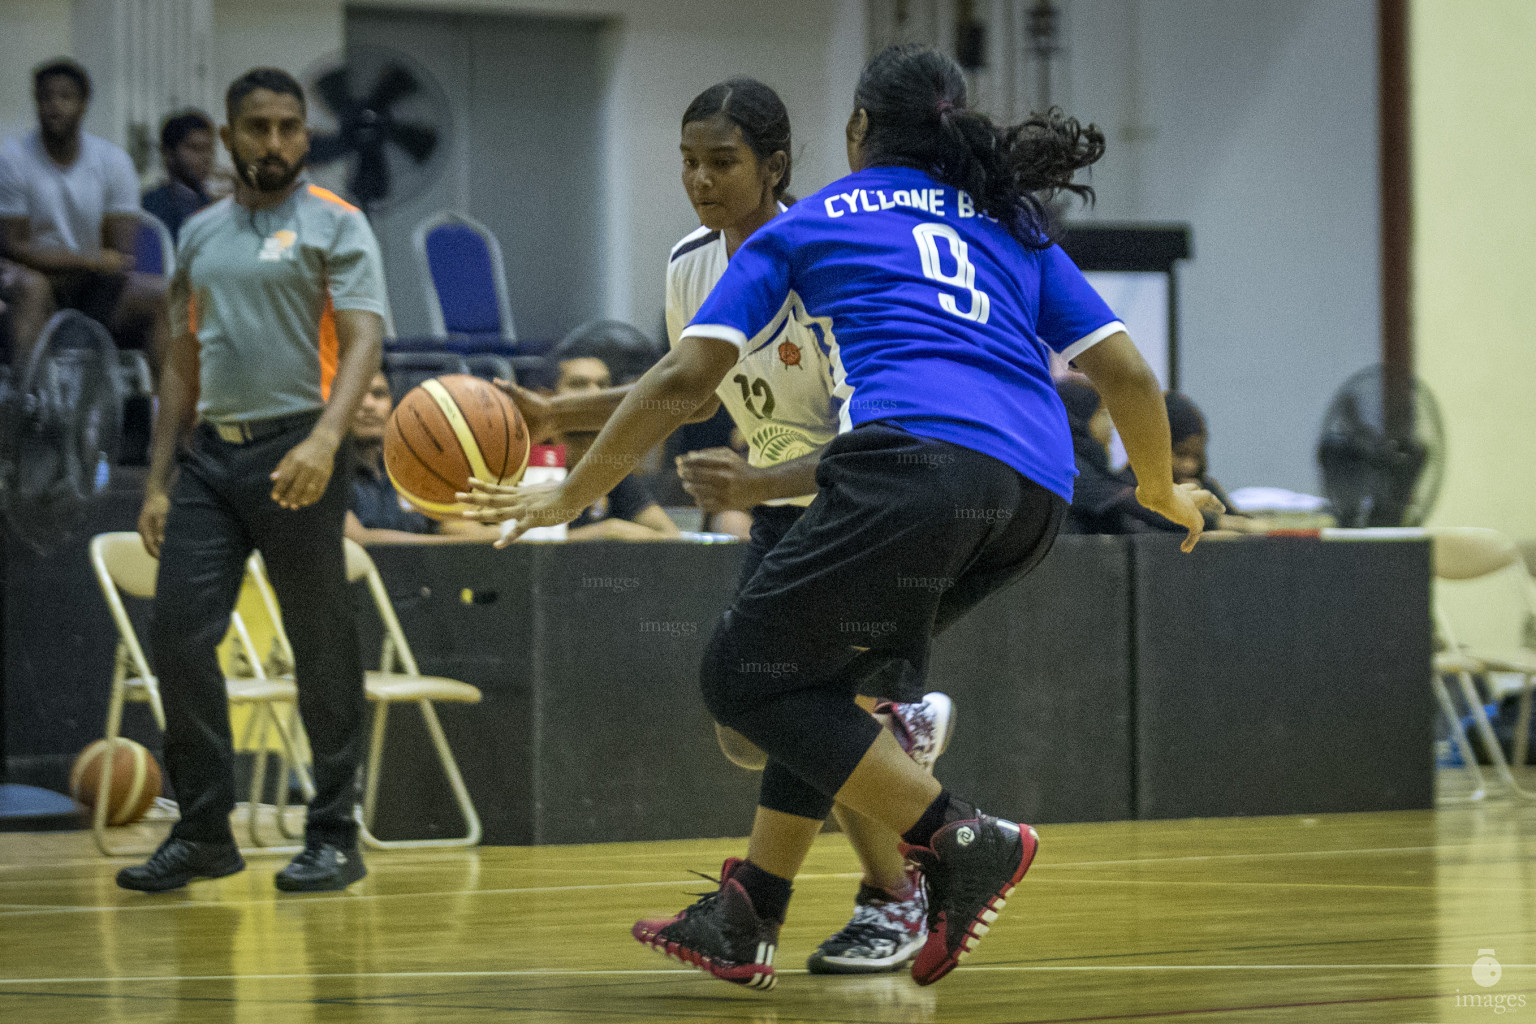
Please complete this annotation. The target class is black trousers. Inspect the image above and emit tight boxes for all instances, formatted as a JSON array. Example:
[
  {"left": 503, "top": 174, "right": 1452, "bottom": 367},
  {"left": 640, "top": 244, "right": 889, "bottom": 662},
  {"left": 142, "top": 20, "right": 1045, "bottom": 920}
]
[
  {"left": 150, "top": 419, "right": 365, "bottom": 846},
  {"left": 702, "top": 422, "right": 1066, "bottom": 821}
]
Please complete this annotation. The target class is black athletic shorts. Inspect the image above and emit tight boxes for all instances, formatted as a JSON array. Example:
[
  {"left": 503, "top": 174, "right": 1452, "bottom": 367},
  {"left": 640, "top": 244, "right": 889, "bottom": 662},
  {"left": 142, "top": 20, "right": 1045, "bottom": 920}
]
[{"left": 720, "top": 420, "right": 1067, "bottom": 706}]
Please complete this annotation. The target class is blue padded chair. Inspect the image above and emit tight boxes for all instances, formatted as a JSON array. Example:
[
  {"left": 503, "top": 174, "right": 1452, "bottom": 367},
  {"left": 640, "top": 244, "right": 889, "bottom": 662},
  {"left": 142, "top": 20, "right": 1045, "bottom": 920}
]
[
  {"left": 413, "top": 211, "right": 516, "bottom": 343},
  {"left": 131, "top": 213, "right": 175, "bottom": 277}
]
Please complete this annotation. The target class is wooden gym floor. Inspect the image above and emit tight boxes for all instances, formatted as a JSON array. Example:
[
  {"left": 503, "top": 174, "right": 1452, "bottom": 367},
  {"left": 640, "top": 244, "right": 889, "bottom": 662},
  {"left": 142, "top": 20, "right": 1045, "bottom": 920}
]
[{"left": 2, "top": 788, "right": 1534, "bottom": 1023}]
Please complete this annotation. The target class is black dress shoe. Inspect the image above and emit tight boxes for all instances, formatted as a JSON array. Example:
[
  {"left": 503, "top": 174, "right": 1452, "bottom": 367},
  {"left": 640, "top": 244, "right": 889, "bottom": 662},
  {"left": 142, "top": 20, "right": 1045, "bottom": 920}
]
[
  {"left": 116, "top": 836, "right": 245, "bottom": 893},
  {"left": 274, "top": 842, "right": 366, "bottom": 892}
]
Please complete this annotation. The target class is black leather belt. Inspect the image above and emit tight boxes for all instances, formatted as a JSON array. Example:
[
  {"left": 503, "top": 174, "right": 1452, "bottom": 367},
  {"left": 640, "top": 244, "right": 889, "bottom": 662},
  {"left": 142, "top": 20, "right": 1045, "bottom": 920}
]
[{"left": 204, "top": 410, "right": 321, "bottom": 445}]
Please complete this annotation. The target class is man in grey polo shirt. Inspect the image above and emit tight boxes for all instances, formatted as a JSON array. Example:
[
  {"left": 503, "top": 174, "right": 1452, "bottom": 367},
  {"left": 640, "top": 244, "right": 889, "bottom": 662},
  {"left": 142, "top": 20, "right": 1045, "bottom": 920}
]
[{"left": 117, "top": 68, "right": 385, "bottom": 894}]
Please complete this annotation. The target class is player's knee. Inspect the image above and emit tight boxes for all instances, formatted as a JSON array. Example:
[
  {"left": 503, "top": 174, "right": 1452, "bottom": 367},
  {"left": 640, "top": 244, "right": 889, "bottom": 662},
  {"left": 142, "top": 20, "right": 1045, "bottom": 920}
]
[
  {"left": 10, "top": 264, "right": 53, "bottom": 309},
  {"left": 715, "top": 722, "right": 767, "bottom": 771},
  {"left": 699, "top": 617, "right": 752, "bottom": 729}
]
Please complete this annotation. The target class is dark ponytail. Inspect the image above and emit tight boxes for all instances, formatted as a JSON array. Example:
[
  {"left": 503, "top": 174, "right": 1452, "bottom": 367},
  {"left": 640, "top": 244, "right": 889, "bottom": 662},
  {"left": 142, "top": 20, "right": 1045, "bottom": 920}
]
[
  {"left": 854, "top": 44, "right": 1104, "bottom": 247},
  {"left": 682, "top": 77, "right": 793, "bottom": 200}
]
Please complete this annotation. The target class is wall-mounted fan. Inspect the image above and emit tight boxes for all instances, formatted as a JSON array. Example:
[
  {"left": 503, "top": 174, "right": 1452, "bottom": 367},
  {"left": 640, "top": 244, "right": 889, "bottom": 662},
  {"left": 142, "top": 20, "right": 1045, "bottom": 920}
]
[
  {"left": 1316, "top": 364, "right": 1445, "bottom": 528},
  {"left": 0, "top": 311, "right": 124, "bottom": 554},
  {"left": 305, "top": 45, "right": 451, "bottom": 214}
]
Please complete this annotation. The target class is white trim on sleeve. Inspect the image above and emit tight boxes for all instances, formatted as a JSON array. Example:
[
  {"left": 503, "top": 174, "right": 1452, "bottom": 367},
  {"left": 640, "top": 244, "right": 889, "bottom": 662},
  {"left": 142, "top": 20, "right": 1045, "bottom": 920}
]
[
  {"left": 1060, "top": 320, "right": 1127, "bottom": 362},
  {"left": 679, "top": 323, "right": 749, "bottom": 352}
]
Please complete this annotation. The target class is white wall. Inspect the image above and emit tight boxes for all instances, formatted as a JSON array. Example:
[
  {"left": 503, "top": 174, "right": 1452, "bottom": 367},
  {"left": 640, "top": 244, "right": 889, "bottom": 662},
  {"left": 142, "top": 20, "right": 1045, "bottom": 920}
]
[
  {"left": 356, "top": 0, "right": 869, "bottom": 333},
  {"left": 1061, "top": 0, "right": 1381, "bottom": 495},
  {"left": 0, "top": 0, "right": 75, "bottom": 139},
  {"left": 212, "top": 0, "right": 343, "bottom": 110},
  {"left": 1412, "top": 1, "right": 1536, "bottom": 545}
]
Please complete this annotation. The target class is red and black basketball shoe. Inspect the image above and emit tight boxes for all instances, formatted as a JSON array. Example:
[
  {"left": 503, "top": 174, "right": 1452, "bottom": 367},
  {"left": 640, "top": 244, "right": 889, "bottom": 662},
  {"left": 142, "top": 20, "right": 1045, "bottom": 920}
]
[
  {"left": 904, "top": 809, "right": 1039, "bottom": 985},
  {"left": 632, "top": 857, "right": 781, "bottom": 990}
]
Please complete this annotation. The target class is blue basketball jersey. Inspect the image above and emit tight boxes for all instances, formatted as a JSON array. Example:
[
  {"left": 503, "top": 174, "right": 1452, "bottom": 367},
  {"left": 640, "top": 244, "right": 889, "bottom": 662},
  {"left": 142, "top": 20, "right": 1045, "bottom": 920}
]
[{"left": 680, "top": 165, "right": 1124, "bottom": 500}]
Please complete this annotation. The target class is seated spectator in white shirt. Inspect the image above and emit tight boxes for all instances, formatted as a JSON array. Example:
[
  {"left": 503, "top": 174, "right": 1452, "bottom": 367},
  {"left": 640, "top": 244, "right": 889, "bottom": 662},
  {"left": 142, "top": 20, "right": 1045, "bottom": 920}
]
[
  {"left": 141, "top": 110, "right": 215, "bottom": 243},
  {"left": 345, "top": 371, "right": 502, "bottom": 546},
  {"left": 0, "top": 59, "right": 167, "bottom": 371}
]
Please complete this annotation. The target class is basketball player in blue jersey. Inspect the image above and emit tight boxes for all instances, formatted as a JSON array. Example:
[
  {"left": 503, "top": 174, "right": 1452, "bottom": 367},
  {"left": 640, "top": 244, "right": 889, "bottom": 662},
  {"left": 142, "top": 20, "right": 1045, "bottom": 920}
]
[
  {"left": 503, "top": 77, "right": 955, "bottom": 974},
  {"left": 468, "top": 45, "right": 1220, "bottom": 989}
]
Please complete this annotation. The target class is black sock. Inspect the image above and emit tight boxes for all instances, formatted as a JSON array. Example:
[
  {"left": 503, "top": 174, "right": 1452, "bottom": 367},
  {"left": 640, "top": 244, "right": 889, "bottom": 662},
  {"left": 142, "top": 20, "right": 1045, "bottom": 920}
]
[
  {"left": 902, "top": 790, "right": 953, "bottom": 848},
  {"left": 734, "top": 860, "right": 793, "bottom": 922}
]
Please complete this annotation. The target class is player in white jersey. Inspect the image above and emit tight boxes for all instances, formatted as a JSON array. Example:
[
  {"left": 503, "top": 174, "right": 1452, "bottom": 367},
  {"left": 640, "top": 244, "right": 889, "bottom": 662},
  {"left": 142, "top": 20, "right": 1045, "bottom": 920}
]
[
  {"left": 500, "top": 78, "right": 952, "bottom": 974},
  {"left": 665, "top": 215, "right": 838, "bottom": 485}
]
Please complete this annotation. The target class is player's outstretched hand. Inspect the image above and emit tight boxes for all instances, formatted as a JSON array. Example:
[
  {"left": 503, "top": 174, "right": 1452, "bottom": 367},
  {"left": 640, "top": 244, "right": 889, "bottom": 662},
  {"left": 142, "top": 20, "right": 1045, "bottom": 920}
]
[
  {"left": 492, "top": 379, "right": 558, "bottom": 445},
  {"left": 270, "top": 434, "right": 338, "bottom": 510},
  {"left": 459, "top": 478, "right": 580, "bottom": 547},
  {"left": 1135, "top": 481, "right": 1225, "bottom": 553},
  {"left": 675, "top": 447, "right": 764, "bottom": 514}
]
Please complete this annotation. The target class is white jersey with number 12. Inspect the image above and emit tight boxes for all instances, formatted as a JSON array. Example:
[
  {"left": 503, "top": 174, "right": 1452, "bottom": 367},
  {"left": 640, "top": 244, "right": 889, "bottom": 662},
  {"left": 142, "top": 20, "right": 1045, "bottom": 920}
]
[{"left": 665, "top": 213, "right": 841, "bottom": 507}]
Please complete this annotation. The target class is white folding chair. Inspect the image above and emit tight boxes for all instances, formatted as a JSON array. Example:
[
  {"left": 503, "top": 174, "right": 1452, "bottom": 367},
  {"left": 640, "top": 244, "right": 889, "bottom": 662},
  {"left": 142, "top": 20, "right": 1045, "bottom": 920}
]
[
  {"left": 1428, "top": 527, "right": 1536, "bottom": 800},
  {"left": 246, "top": 541, "right": 483, "bottom": 848},
  {"left": 88, "top": 532, "right": 315, "bottom": 856}
]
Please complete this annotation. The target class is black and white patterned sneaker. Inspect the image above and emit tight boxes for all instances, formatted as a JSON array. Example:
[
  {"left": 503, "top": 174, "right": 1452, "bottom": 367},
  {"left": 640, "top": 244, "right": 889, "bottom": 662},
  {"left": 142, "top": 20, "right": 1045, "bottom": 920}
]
[
  {"left": 632, "top": 858, "right": 781, "bottom": 989},
  {"left": 807, "top": 865, "right": 927, "bottom": 974},
  {"left": 878, "top": 691, "right": 956, "bottom": 771}
]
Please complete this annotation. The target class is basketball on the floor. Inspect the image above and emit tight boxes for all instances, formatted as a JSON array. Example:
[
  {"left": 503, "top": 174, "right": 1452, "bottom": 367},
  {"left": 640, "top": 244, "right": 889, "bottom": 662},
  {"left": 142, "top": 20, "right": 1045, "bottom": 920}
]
[
  {"left": 69, "top": 738, "right": 161, "bottom": 825},
  {"left": 384, "top": 374, "right": 530, "bottom": 521}
]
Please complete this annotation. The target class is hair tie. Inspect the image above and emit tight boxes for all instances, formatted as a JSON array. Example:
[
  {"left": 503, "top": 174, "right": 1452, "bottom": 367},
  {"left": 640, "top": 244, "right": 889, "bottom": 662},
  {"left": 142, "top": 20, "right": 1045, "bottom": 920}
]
[{"left": 937, "top": 100, "right": 955, "bottom": 115}]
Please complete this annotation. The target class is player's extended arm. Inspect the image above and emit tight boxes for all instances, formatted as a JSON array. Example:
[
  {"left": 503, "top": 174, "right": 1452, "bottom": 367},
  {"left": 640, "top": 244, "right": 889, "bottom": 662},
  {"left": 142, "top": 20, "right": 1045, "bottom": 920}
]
[
  {"left": 498, "top": 380, "right": 720, "bottom": 444},
  {"left": 269, "top": 308, "right": 383, "bottom": 509},
  {"left": 463, "top": 336, "right": 738, "bottom": 541},
  {"left": 344, "top": 510, "right": 500, "bottom": 546},
  {"left": 1072, "top": 331, "right": 1223, "bottom": 552},
  {"left": 138, "top": 313, "right": 200, "bottom": 556}
]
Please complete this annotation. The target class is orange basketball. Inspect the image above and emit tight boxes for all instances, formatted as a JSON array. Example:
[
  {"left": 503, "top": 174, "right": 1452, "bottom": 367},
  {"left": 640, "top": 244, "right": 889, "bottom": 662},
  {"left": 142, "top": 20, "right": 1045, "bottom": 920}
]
[
  {"left": 70, "top": 738, "right": 162, "bottom": 825},
  {"left": 383, "top": 374, "right": 530, "bottom": 521}
]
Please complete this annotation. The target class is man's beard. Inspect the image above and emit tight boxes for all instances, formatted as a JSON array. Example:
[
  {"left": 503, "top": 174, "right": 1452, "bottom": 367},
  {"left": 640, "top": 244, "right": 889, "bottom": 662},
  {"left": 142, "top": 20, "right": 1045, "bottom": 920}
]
[
  {"left": 234, "top": 152, "right": 305, "bottom": 194},
  {"left": 39, "top": 119, "right": 79, "bottom": 147}
]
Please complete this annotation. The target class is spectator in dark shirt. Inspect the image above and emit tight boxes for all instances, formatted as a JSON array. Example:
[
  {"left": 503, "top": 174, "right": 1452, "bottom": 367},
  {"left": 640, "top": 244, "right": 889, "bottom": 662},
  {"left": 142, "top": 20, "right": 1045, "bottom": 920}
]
[
  {"left": 1163, "top": 391, "right": 1260, "bottom": 532},
  {"left": 553, "top": 354, "right": 679, "bottom": 541},
  {"left": 1059, "top": 378, "right": 1185, "bottom": 535},
  {"left": 141, "top": 110, "right": 215, "bottom": 242},
  {"left": 344, "top": 371, "right": 501, "bottom": 545}
]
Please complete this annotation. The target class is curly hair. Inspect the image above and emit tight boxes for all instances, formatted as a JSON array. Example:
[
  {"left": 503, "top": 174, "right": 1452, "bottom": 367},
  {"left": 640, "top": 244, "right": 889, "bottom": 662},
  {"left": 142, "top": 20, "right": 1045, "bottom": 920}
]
[{"left": 854, "top": 44, "right": 1105, "bottom": 247}]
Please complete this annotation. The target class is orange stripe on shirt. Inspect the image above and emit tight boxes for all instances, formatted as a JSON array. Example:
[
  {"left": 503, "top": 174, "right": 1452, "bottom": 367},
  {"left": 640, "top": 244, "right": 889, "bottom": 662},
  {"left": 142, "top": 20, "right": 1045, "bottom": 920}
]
[
  {"left": 307, "top": 184, "right": 360, "bottom": 212},
  {"left": 319, "top": 294, "right": 338, "bottom": 401}
]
